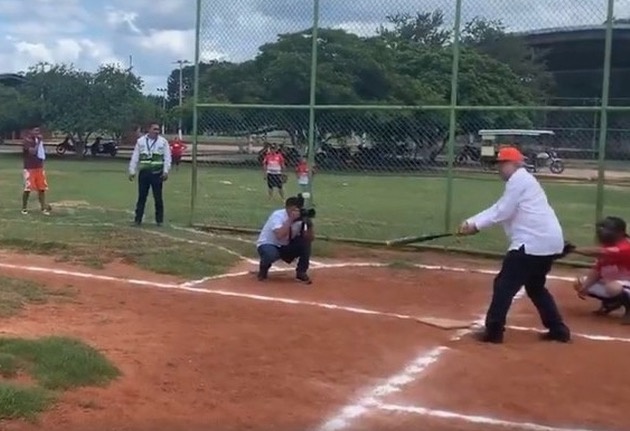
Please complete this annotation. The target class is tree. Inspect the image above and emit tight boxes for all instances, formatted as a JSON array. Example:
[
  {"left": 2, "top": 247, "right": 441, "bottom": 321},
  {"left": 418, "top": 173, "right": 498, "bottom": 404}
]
[
  {"left": 22, "top": 64, "right": 99, "bottom": 153},
  {"left": 462, "top": 17, "right": 553, "bottom": 99},
  {"left": 173, "top": 9, "right": 546, "bottom": 165},
  {"left": 0, "top": 84, "right": 40, "bottom": 135},
  {"left": 92, "top": 65, "right": 153, "bottom": 139}
]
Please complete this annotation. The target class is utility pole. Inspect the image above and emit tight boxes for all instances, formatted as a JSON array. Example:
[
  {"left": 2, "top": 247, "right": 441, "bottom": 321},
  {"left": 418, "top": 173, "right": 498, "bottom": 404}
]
[
  {"left": 173, "top": 59, "right": 191, "bottom": 140},
  {"left": 157, "top": 87, "right": 167, "bottom": 135}
]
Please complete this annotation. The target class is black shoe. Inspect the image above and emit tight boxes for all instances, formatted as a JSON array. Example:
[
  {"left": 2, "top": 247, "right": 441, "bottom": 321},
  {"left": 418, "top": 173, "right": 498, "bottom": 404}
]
[
  {"left": 257, "top": 272, "right": 267, "bottom": 282},
  {"left": 296, "top": 273, "right": 312, "bottom": 285},
  {"left": 472, "top": 329, "right": 503, "bottom": 344},
  {"left": 132, "top": 220, "right": 141, "bottom": 226},
  {"left": 156, "top": 222, "right": 163, "bottom": 227},
  {"left": 593, "top": 298, "right": 623, "bottom": 316},
  {"left": 539, "top": 328, "right": 571, "bottom": 343}
]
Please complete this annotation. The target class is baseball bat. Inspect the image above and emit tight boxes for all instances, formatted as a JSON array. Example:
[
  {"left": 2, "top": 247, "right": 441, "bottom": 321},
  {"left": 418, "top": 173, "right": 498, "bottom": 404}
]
[{"left": 386, "top": 233, "right": 454, "bottom": 247}]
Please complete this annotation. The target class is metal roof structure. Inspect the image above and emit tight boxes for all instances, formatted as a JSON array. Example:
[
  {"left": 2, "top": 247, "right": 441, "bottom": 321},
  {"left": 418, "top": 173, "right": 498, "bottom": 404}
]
[{"left": 0, "top": 73, "right": 26, "bottom": 86}]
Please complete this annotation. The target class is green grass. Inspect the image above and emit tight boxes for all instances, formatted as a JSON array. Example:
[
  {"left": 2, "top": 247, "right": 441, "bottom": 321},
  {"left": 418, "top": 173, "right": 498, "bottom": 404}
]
[
  {"left": 0, "top": 154, "right": 628, "bottom": 270},
  {"left": 0, "top": 383, "right": 52, "bottom": 421},
  {"left": 0, "top": 277, "right": 73, "bottom": 318},
  {"left": 0, "top": 336, "right": 119, "bottom": 420}
]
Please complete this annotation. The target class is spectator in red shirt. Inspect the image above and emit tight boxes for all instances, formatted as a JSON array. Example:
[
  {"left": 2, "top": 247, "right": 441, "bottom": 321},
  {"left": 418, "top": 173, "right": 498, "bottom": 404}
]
[
  {"left": 262, "top": 145, "right": 285, "bottom": 200},
  {"left": 295, "top": 157, "right": 314, "bottom": 194},
  {"left": 573, "top": 216, "right": 630, "bottom": 324},
  {"left": 169, "top": 139, "right": 187, "bottom": 171},
  {"left": 22, "top": 125, "right": 51, "bottom": 216}
]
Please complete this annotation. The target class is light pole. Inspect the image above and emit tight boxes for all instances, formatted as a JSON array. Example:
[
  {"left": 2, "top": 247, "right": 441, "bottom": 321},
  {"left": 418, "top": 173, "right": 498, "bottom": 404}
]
[
  {"left": 157, "top": 87, "right": 167, "bottom": 135},
  {"left": 173, "top": 59, "right": 191, "bottom": 140}
]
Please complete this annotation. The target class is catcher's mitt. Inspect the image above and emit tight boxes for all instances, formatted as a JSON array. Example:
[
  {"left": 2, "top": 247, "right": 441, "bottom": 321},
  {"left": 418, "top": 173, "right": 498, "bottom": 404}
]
[{"left": 552, "top": 241, "right": 576, "bottom": 260}]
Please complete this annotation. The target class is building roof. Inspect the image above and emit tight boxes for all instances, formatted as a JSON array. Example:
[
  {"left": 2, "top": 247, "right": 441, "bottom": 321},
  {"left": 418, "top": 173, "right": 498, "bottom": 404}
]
[
  {"left": 517, "top": 24, "right": 630, "bottom": 45},
  {"left": 0, "top": 73, "right": 26, "bottom": 86}
]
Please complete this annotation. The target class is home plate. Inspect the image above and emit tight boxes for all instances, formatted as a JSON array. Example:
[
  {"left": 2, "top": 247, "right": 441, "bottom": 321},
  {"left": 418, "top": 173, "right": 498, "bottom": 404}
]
[{"left": 416, "top": 317, "right": 473, "bottom": 330}]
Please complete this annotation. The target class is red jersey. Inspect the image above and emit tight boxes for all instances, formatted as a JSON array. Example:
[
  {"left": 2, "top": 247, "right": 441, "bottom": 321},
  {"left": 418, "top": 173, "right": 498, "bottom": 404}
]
[
  {"left": 23, "top": 138, "right": 43, "bottom": 169},
  {"left": 595, "top": 238, "right": 630, "bottom": 281},
  {"left": 170, "top": 141, "right": 187, "bottom": 156},
  {"left": 296, "top": 161, "right": 309, "bottom": 175},
  {"left": 264, "top": 153, "right": 284, "bottom": 174}
]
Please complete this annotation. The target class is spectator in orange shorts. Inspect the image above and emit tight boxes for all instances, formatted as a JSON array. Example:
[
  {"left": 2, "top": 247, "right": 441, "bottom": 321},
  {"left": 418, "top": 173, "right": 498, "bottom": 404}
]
[{"left": 22, "top": 125, "right": 51, "bottom": 215}]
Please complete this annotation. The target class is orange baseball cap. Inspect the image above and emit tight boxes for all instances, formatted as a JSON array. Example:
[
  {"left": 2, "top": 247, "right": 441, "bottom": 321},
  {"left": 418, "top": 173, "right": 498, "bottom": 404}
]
[{"left": 496, "top": 146, "right": 524, "bottom": 163}]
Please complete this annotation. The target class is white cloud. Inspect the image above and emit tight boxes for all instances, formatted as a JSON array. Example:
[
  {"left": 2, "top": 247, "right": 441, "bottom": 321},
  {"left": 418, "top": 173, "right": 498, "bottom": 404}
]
[{"left": 1, "top": 0, "right": 629, "bottom": 95}]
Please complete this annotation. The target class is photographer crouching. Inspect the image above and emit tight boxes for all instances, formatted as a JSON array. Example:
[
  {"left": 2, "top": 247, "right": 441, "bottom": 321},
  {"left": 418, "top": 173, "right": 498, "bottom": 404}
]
[{"left": 256, "top": 194, "right": 315, "bottom": 285}]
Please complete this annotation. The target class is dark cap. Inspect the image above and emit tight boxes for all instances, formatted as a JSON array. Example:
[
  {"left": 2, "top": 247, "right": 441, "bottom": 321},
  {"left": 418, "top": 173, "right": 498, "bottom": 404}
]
[{"left": 597, "top": 216, "right": 627, "bottom": 235}]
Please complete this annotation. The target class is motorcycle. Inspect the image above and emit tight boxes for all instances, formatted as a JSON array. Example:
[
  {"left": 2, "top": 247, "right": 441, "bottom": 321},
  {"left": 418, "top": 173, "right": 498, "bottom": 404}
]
[
  {"left": 89, "top": 138, "right": 118, "bottom": 157},
  {"left": 524, "top": 150, "right": 565, "bottom": 175},
  {"left": 56, "top": 138, "right": 88, "bottom": 156}
]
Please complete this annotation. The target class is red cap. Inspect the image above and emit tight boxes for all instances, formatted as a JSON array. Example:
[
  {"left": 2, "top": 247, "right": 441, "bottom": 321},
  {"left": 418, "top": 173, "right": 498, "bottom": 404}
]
[{"left": 496, "top": 146, "right": 524, "bottom": 163}]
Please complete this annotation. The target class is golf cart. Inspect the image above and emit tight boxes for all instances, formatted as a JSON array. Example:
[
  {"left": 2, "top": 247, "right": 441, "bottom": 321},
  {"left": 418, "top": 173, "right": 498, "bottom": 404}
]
[{"left": 478, "top": 129, "right": 565, "bottom": 174}]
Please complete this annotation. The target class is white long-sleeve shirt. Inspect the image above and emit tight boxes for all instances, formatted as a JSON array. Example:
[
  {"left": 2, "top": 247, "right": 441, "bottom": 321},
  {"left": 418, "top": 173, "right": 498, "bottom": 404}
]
[
  {"left": 467, "top": 168, "right": 564, "bottom": 256},
  {"left": 128, "top": 134, "right": 172, "bottom": 175}
]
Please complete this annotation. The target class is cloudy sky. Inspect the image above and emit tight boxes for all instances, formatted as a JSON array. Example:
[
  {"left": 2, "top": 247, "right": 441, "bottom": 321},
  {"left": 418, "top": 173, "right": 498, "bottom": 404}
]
[{"left": 0, "top": 0, "right": 627, "bottom": 94}]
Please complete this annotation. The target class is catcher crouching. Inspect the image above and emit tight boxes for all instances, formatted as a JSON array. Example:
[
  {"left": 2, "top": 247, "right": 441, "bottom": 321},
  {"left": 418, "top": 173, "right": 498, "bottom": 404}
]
[{"left": 572, "top": 216, "right": 630, "bottom": 324}]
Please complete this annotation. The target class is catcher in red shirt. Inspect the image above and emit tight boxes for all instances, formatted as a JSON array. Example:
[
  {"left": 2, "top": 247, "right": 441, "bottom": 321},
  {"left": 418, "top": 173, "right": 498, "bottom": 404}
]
[
  {"left": 573, "top": 216, "right": 630, "bottom": 324},
  {"left": 169, "top": 139, "right": 187, "bottom": 171}
]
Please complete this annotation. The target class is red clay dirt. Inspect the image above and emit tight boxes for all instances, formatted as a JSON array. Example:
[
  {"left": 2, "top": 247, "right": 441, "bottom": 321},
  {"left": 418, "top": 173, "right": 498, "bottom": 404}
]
[
  {"left": 384, "top": 331, "right": 630, "bottom": 431},
  {"left": 1, "top": 250, "right": 629, "bottom": 431},
  {"left": 0, "top": 254, "right": 464, "bottom": 431}
]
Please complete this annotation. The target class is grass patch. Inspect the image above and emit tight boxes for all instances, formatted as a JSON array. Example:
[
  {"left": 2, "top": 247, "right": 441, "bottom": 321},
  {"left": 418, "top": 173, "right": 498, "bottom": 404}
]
[
  {"left": 0, "top": 337, "right": 120, "bottom": 391},
  {"left": 0, "top": 277, "right": 52, "bottom": 318},
  {"left": 0, "top": 353, "right": 19, "bottom": 378},
  {"left": 0, "top": 383, "right": 53, "bottom": 421},
  {"left": 0, "top": 336, "right": 119, "bottom": 421},
  {"left": 0, "top": 156, "right": 621, "bottom": 272}
]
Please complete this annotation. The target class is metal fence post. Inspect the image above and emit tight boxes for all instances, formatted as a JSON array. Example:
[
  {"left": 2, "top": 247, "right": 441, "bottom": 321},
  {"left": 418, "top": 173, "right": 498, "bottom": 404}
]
[
  {"left": 594, "top": 0, "right": 615, "bottom": 222},
  {"left": 306, "top": 0, "right": 320, "bottom": 206},
  {"left": 189, "top": 0, "right": 202, "bottom": 226},
  {"left": 444, "top": 0, "right": 463, "bottom": 232}
]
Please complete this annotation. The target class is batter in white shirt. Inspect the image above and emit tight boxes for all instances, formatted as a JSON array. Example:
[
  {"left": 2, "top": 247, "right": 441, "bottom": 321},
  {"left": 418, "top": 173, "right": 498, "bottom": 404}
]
[{"left": 458, "top": 146, "right": 571, "bottom": 344}]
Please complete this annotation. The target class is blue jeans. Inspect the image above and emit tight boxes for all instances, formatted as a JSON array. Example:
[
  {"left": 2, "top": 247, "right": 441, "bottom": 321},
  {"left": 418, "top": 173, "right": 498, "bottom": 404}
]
[{"left": 257, "top": 237, "right": 311, "bottom": 277}]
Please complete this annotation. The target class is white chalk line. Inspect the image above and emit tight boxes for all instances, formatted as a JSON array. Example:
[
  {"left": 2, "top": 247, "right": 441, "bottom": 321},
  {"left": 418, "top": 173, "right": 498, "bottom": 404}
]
[
  {"left": 2, "top": 260, "right": 628, "bottom": 344},
  {"left": 314, "top": 287, "right": 529, "bottom": 431},
  {"left": 143, "top": 229, "right": 259, "bottom": 265},
  {"left": 171, "top": 225, "right": 326, "bottom": 267},
  {"left": 378, "top": 404, "right": 604, "bottom": 431}
]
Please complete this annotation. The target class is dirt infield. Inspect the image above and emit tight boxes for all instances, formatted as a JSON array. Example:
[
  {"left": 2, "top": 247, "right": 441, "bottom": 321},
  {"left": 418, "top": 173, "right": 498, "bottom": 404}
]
[{"left": 0, "top": 250, "right": 629, "bottom": 431}]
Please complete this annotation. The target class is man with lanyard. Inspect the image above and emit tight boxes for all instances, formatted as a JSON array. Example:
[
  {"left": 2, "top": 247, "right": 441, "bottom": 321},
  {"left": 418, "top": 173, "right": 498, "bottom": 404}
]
[{"left": 128, "top": 122, "right": 172, "bottom": 226}]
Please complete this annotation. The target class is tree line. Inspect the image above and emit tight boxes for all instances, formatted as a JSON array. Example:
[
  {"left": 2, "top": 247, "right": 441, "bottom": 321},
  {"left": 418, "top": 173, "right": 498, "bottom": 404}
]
[{"left": 2, "top": 9, "right": 622, "bottom": 159}]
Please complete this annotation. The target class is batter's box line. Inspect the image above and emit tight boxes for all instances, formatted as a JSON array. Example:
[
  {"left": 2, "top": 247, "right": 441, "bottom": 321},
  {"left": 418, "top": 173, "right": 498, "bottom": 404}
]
[
  {"left": 378, "top": 403, "right": 608, "bottom": 431},
  {"left": 1, "top": 262, "right": 627, "bottom": 344}
]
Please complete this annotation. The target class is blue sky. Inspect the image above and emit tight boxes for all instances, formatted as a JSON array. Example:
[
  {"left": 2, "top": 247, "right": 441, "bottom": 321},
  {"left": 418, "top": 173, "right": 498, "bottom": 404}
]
[{"left": 0, "top": 0, "right": 626, "bottom": 94}]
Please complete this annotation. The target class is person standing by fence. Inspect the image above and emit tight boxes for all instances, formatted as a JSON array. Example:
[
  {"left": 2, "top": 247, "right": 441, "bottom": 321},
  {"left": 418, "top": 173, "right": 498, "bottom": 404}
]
[
  {"left": 262, "top": 145, "right": 286, "bottom": 200},
  {"left": 170, "top": 138, "right": 187, "bottom": 171},
  {"left": 128, "top": 122, "right": 171, "bottom": 226},
  {"left": 21, "top": 125, "right": 51, "bottom": 216}
]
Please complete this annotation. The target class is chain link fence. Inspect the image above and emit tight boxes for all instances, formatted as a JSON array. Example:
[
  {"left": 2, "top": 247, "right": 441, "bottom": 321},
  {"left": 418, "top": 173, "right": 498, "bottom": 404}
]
[{"left": 191, "top": 0, "right": 630, "bottom": 254}]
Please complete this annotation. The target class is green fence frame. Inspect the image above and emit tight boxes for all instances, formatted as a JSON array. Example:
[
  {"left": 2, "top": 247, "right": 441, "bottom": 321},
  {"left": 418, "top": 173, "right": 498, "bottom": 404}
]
[{"left": 190, "top": 0, "right": 621, "bottom": 254}]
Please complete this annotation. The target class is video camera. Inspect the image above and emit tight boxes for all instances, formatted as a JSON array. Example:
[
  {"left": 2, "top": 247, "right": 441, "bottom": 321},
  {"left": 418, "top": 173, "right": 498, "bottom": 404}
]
[{"left": 296, "top": 193, "right": 316, "bottom": 219}]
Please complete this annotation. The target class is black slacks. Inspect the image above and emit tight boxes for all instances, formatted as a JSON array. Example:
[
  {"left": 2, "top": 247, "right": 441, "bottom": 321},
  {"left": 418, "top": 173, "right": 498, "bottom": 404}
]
[
  {"left": 485, "top": 246, "right": 568, "bottom": 335},
  {"left": 134, "top": 170, "right": 164, "bottom": 224}
]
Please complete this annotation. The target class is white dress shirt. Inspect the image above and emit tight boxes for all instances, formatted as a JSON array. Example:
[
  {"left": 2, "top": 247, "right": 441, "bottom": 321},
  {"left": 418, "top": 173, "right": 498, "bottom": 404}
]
[
  {"left": 467, "top": 168, "right": 564, "bottom": 256},
  {"left": 256, "top": 209, "right": 305, "bottom": 247}
]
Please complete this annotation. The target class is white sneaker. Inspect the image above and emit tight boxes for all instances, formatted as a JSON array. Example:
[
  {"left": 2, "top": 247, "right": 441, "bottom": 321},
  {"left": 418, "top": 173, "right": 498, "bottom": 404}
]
[{"left": 21, "top": 209, "right": 28, "bottom": 215}]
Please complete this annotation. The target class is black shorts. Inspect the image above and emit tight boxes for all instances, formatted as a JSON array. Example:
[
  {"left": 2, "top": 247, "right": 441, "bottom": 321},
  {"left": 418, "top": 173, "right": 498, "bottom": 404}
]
[{"left": 267, "top": 173, "right": 283, "bottom": 189}]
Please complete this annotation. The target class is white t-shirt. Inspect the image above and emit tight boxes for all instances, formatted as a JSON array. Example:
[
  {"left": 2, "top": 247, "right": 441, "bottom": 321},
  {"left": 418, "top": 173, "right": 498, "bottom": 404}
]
[
  {"left": 467, "top": 168, "right": 564, "bottom": 256},
  {"left": 256, "top": 209, "right": 304, "bottom": 247}
]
